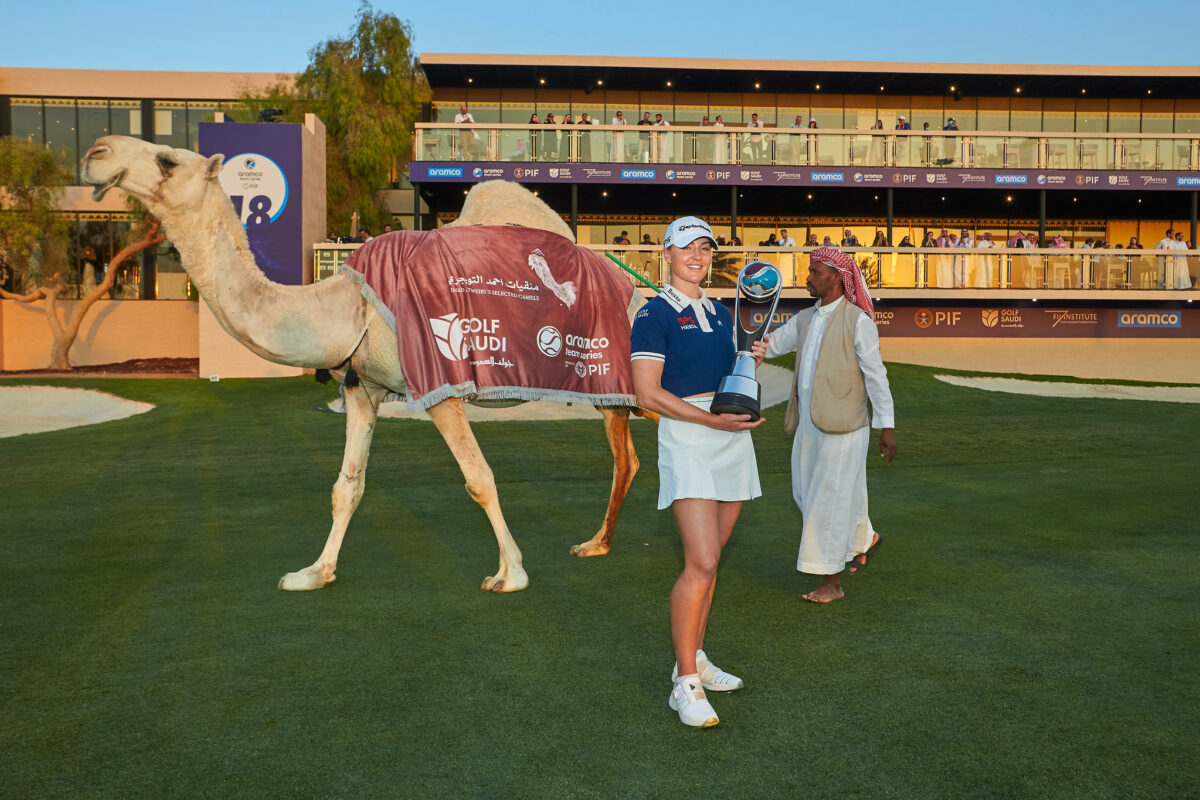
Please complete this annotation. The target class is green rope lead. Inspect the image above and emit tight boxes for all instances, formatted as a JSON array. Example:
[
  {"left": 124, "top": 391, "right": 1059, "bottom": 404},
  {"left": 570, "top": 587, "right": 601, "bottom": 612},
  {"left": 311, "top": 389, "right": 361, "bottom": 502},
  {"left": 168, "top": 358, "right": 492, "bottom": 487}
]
[{"left": 603, "top": 252, "right": 661, "bottom": 292}]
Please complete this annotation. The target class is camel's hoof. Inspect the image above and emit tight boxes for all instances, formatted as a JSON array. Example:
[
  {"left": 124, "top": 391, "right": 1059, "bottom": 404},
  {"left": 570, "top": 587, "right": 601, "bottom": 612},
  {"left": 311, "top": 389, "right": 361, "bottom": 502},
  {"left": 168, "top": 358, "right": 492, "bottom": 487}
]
[
  {"left": 278, "top": 567, "right": 335, "bottom": 591},
  {"left": 481, "top": 568, "right": 529, "bottom": 593},
  {"left": 570, "top": 539, "right": 611, "bottom": 558}
]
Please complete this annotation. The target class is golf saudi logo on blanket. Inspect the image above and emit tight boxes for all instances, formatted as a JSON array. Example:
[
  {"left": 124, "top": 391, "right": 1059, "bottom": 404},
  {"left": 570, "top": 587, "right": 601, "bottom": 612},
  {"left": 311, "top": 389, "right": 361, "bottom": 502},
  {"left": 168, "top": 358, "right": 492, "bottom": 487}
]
[{"left": 429, "top": 313, "right": 508, "bottom": 362}]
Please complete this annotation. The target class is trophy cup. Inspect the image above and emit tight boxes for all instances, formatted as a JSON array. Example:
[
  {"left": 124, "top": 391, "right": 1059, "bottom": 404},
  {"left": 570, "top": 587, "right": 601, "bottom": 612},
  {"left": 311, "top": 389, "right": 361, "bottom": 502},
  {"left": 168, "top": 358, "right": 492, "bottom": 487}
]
[{"left": 710, "top": 261, "right": 783, "bottom": 421}]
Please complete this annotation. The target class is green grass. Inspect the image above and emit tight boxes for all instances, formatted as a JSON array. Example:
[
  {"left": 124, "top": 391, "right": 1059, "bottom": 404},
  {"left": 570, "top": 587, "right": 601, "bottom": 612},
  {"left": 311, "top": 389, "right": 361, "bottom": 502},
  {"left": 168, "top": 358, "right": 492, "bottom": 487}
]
[{"left": 1, "top": 366, "right": 1196, "bottom": 799}]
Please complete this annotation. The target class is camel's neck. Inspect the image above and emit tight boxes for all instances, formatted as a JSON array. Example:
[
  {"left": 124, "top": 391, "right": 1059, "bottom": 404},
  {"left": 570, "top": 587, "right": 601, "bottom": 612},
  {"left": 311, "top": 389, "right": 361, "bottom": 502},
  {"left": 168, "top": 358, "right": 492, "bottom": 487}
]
[{"left": 162, "top": 188, "right": 370, "bottom": 368}]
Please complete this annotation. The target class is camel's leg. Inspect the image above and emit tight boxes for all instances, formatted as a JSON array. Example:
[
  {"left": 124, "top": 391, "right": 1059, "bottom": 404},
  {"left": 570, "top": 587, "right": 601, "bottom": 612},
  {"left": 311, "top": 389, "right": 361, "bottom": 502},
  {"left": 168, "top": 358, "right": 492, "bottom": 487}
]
[
  {"left": 571, "top": 406, "right": 639, "bottom": 557},
  {"left": 427, "top": 399, "right": 529, "bottom": 593},
  {"left": 278, "top": 382, "right": 383, "bottom": 591}
]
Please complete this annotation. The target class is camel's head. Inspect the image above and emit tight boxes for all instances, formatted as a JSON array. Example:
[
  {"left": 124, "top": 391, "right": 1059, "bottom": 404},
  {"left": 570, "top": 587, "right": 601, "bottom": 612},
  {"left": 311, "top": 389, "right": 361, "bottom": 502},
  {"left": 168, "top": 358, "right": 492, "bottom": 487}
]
[{"left": 83, "top": 135, "right": 223, "bottom": 216}]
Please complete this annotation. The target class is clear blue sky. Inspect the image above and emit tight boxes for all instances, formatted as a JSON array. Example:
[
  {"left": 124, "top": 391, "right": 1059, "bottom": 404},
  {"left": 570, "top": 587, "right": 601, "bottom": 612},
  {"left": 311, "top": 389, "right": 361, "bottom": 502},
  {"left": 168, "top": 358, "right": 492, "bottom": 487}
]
[{"left": 4, "top": 0, "right": 1194, "bottom": 71}]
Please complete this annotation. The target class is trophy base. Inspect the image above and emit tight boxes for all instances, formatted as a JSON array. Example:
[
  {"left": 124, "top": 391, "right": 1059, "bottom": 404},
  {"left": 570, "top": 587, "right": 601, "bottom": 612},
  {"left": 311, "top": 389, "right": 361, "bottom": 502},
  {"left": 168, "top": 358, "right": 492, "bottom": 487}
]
[{"left": 711, "top": 388, "right": 762, "bottom": 421}]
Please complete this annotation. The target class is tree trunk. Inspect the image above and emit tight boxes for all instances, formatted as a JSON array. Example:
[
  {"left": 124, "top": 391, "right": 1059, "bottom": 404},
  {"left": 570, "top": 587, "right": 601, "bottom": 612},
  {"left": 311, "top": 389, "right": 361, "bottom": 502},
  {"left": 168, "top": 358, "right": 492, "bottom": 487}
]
[{"left": 0, "top": 219, "right": 164, "bottom": 370}]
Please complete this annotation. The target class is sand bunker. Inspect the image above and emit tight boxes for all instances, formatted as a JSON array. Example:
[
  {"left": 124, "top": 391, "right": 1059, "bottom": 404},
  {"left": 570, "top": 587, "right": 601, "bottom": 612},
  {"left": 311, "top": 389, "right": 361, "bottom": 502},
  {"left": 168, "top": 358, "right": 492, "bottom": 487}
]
[
  {"left": 0, "top": 386, "right": 155, "bottom": 438},
  {"left": 935, "top": 375, "right": 1200, "bottom": 404},
  {"left": 328, "top": 364, "right": 795, "bottom": 422}
]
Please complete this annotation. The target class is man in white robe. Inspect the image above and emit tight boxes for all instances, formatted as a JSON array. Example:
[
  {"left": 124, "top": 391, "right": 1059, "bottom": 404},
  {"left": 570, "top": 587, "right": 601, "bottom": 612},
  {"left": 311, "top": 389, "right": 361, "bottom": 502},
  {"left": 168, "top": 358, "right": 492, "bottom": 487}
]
[
  {"left": 934, "top": 229, "right": 954, "bottom": 287},
  {"left": 954, "top": 228, "right": 974, "bottom": 287},
  {"left": 755, "top": 247, "right": 897, "bottom": 603},
  {"left": 975, "top": 232, "right": 996, "bottom": 287}
]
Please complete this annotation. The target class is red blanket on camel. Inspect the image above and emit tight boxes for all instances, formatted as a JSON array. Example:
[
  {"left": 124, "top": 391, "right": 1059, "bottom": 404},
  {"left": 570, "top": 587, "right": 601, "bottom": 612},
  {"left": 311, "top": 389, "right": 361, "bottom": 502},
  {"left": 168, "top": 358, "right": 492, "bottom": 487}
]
[{"left": 343, "top": 225, "right": 639, "bottom": 412}]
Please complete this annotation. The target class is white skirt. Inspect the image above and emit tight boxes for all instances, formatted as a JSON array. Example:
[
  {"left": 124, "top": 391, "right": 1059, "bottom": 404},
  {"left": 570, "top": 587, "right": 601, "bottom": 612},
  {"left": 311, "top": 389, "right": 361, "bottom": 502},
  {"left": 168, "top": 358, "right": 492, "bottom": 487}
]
[{"left": 657, "top": 397, "right": 762, "bottom": 509}]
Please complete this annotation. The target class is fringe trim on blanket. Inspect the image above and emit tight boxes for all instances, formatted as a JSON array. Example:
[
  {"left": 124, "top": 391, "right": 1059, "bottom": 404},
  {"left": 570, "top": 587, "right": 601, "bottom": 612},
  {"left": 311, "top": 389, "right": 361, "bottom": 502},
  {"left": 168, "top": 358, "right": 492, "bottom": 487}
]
[{"left": 339, "top": 265, "right": 398, "bottom": 334}]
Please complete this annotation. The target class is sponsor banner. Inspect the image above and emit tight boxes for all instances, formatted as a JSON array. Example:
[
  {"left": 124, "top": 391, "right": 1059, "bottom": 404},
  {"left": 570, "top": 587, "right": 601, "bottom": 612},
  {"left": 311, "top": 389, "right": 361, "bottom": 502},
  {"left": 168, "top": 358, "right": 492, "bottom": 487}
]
[
  {"left": 416, "top": 161, "right": 1200, "bottom": 191},
  {"left": 200, "top": 121, "right": 304, "bottom": 285},
  {"left": 343, "top": 226, "right": 637, "bottom": 410},
  {"left": 725, "top": 298, "right": 1198, "bottom": 338}
]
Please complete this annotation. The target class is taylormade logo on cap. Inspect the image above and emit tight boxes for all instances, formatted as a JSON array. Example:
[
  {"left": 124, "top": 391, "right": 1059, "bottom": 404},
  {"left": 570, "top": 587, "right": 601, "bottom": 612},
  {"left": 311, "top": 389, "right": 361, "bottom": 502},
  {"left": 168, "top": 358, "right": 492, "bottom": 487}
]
[{"left": 664, "top": 216, "right": 717, "bottom": 249}]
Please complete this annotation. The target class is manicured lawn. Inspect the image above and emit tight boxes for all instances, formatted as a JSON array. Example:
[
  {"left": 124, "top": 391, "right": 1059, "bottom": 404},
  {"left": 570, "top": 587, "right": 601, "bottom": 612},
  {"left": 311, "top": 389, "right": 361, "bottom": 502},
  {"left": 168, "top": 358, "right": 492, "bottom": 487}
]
[{"left": 1, "top": 365, "right": 1195, "bottom": 798}]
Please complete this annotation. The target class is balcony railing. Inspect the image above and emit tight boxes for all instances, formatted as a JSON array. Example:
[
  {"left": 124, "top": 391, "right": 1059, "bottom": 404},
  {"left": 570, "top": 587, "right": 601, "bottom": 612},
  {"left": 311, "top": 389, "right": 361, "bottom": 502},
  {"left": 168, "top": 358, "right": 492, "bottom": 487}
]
[
  {"left": 414, "top": 124, "right": 1200, "bottom": 171},
  {"left": 315, "top": 243, "right": 1198, "bottom": 291}
]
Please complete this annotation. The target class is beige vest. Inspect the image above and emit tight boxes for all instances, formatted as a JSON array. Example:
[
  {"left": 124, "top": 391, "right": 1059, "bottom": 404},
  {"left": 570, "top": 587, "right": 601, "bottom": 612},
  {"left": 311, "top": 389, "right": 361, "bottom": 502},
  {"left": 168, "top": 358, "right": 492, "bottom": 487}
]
[{"left": 784, "top": 300, "right": 870, "bottom": 435}]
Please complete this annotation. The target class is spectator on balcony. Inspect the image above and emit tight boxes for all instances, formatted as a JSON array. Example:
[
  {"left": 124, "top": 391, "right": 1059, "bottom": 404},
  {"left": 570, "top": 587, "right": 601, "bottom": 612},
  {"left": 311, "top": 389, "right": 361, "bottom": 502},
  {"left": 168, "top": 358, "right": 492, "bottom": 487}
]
[
  {"left": 636, "top": 112, "right": 654, "bottom": 161},
  {"left": 895, "top": 116, "right": 911, "bottom": 130},
  {"left": 1081, "top": 237, "right": 1095, "bottom": 249},
  {"left": 1050, "top": 235, "right": 1068, "bottom": 249},
  {"left": 871, "top": 119, "right": 884, "bottom": 130},
  {"left": 613, "top": 230, "right": 631, "bottom": 245},
  {"left": 359, "top": 229, "right": 372, "bottom": 243},
  {"left": 713, "top": 115, "right": 728, "bottom": 162},
  {"left": 1128, "top": 235, "right": 1142, "bottom": 249},
  {"left": 976, "top": 232, "right": 996, "bottom": 287},
  {"left": 454, "top": 104, "right": 479, "bottom": 160},
  {"left": 1171, "top": 231, "right": 1191, "bottom": 288},
  {"left": 871, "top": 231, "right": 890, "bottom": 247},
  {"left": 543, "top": 113, "right": 560, "bottom": 160},
  {"left": 747, "top": 113, "right": 765, "bottom": 162},
  {"left": 898, "top": 235, "right": 914, "bottom": 247},
  {"left": 807, "top": 118, "right": 819, "bottom": 129},
  {"left": 943, "top": 118, "right": 959, "bottom": 131},
  {"left": 729, "top": 235, "right": 743, "bottom": 246},
  {"left": 578, "top": 113, "right": 593, "bottom": 161},
  {"left": 760, "top": 233, "right": 779, "bottom": 247},
  {"left": 841, "top": 229, "right": 861, "bottom": 247},
  {"left": 611, "top": 110, "right": 627, "bottom": 162},
  {"left": 954, "top": 229, "right": 974, "bottom": 287},
  {"left": 920, "top": 231, "right": 937, "bottom": 247},
  {"left": 655, "top": 113, "right": 672, "bottom": 160},
  {"left": 933, "top": 229, "right": 954, "bottom": 287},
  {"left": 822, "top": 235, "right": 834, "bottom": 246},
  {"left": 528, "top": 113, "right": 542, "bottom": 160},
  {"left": 507, "top": 138, "right": 528, "bottom": 162},
  {"left": 641, "top": 233, "right": 656, "bottom": 246},
  {"left": 779, "top": 230, "right": 798, "bottom": 247}
]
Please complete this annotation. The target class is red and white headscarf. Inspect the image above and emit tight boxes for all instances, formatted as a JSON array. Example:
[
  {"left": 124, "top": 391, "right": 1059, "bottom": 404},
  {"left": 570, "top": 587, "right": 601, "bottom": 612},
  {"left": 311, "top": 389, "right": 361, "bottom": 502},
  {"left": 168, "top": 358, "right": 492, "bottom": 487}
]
[{"left": 809, "top": 246, "right": 875, "bottom": 317}]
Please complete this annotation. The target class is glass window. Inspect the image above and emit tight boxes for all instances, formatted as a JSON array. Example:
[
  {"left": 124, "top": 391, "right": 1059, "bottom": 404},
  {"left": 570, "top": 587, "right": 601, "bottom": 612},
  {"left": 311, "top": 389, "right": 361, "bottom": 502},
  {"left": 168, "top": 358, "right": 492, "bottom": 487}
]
[
  {"left": 809, "top": 99, "right": 843, "bottom": 130},
  {"left": 709, "top": 93, "right": 742, "bottom": 125},
  {"left": 977, "top": 97, "right": 1008, "bottom": 132},
  {"left": 909, "top": 99, "right": 943, "bottom": 133},
  {"left": 1010, "top": 98, "right": 1041, "bottom": 133},
  {"left": 43, "top": 99, "right": 78, "bottom": 177},
  {"left": 10, "top": 97, "right": 44, "bottom": 143},
  {"left": 154, "top": 101, "right": 187, "bottom": 148},
  {"left": 186, "top": 103, "right": 218, "bottom": 152},
  {"left": 111, "top": 100, "right": 141, "bottom": 136},
  {"left": 1075, "top": 98, "right": 1107, "bottom": 133},
  {"left": 78, "top": 100, "right": 110, "bottom": 162},
  {"left": 1140, "top": 99, "right": 1173, "bottom": 133},
  {"left": 1043, "top": 98, "right": 1074, "bottom": 132},
  {"left": 1175, "top": 100, "right": 1200, "bottom": 134},
  {"left": 843, "top": 96, "right": 877, "bottom": 131},
  {"left": 432, "top": 100, "right": 463, "bottom": 123},
  {"left": 501, "top": 100, "right": 536, "bottom": 124},
  {"left": 1108, "top": 99, "right": 1141, "bottom": 133}
]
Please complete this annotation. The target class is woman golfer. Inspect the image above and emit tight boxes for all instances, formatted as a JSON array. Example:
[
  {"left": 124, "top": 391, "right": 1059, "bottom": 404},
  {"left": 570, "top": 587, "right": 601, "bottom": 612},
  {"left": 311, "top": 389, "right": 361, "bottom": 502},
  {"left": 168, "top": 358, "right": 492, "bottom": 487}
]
[{"left": 630, "top": 216, "right": 762, "bottom": 728}]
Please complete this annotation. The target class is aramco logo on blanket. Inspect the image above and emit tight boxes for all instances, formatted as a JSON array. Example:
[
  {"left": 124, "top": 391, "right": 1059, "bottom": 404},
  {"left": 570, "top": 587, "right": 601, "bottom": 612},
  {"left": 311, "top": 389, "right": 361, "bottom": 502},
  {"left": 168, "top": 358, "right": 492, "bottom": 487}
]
[
  {"left": 537, "top": 325, "right": 563, "bottom": 357},
  {"left": 429, "top": 313, "right": 507, "bottom": 361}
]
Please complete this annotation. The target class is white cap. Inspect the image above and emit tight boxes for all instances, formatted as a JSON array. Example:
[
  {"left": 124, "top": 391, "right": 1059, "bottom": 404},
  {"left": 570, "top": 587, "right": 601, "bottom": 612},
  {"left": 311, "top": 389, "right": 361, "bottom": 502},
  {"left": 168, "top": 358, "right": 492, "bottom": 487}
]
[
  {"left": 899, "top": 115, "right": 906, "bottom": 120},
  {"left": 663, "top": 216, "right": 718, "bottom": 250}
]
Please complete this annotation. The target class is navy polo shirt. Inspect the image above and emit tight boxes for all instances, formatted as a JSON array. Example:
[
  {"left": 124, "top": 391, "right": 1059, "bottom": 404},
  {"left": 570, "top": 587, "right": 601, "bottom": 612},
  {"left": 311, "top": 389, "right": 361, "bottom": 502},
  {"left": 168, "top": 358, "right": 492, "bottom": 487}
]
[{"left": 631, "top": 286, "right": 735, "bottom": 397}]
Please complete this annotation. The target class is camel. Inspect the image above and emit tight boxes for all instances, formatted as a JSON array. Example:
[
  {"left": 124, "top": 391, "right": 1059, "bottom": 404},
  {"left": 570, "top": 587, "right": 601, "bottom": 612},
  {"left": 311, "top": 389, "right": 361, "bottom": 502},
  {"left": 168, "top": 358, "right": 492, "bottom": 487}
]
[{"left": 82, "top": 135, "right": 645, "bottom": 593}]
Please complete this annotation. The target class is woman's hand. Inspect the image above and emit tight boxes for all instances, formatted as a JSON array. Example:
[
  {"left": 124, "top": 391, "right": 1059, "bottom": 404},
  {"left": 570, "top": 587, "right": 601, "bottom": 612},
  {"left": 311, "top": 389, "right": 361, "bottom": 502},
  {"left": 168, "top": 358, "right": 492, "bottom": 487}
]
[{"left": 712, "top": 412, "right": 765, "bottom": 432}]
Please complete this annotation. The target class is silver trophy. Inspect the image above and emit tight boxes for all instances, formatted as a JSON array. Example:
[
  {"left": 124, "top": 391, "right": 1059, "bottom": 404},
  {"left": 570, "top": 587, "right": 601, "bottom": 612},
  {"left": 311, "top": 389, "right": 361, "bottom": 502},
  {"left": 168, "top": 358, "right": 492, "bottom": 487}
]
[{"left": 711, "top": 261, "right": 783, "bottom": 421}]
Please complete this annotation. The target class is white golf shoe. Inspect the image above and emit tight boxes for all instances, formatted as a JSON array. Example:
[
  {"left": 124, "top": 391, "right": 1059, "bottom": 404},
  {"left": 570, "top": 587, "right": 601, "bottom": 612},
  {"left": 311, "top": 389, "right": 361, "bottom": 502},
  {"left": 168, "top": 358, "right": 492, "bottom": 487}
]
[
  {"left": 669, "top": 674, "right": 719, "bottom": 728},
  {"left": 671, "top": 649, "right": 744, "bottom": 692}
]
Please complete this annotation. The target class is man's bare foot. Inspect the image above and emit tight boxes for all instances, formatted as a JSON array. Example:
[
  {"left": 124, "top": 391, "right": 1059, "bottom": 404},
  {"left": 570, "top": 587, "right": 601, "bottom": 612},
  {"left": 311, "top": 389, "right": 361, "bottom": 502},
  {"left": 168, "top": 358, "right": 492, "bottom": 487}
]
[{"left": 802, "top": 583, "right": 844, "bottom": 603}]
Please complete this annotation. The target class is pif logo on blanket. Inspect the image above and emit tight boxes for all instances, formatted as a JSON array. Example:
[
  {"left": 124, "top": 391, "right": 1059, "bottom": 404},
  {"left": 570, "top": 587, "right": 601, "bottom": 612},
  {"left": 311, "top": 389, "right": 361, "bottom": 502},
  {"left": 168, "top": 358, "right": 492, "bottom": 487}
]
[{"left": 429, "top": 313, "right": 507, "bottom": 361}]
